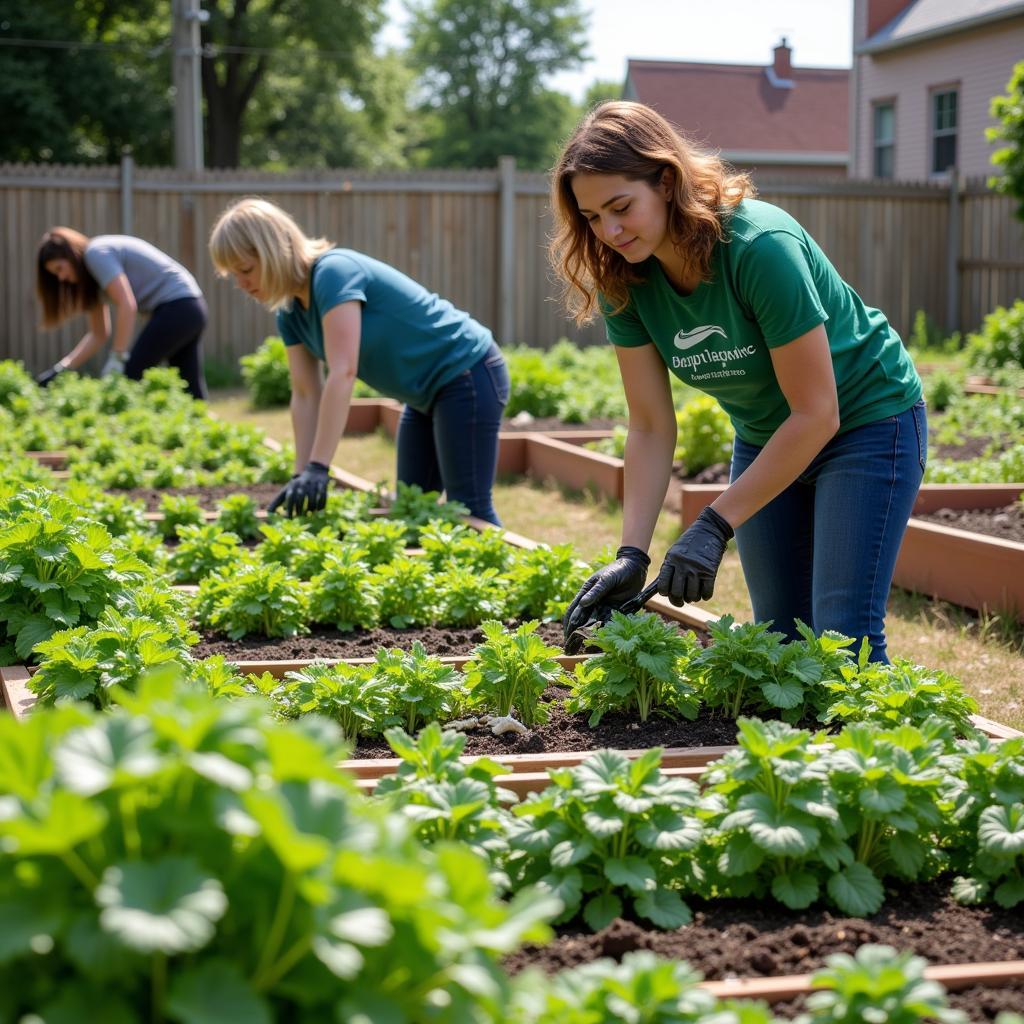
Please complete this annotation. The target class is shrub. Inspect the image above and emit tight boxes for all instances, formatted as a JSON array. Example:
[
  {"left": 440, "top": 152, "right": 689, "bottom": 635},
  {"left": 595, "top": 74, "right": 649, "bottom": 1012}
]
[
  {"left": 965, "top": 300, "right": 1024, "bottom": 373},
  {"left": 240, "top": 335, "right": 292, "bottom": 408},
  {"left": 674, "top": 396, "right": 734, "bottom": 474}
]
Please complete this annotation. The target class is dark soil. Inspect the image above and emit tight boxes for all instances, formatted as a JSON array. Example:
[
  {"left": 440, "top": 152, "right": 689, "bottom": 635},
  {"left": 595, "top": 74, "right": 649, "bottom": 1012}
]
[
  {"left": 931, "top": 436, "right": 1010, "bottom": 461},
  {"left": 673, "top": 462, "right": 732, "bottom": 486},
  {"left": 120, "top": 482, "right": 294, "bottom": 512},
  {"left": 503, "top": 879, "right": 1024, "bottom": 981},
  {"left": 917, "top": 503, "right": 1024, "bottom": 543},
  {"left": 191, "top": 619, "right": 571, "bottom": 661},
  {"left": 501, "top": 415, "right": 622, "bottom": 433}
]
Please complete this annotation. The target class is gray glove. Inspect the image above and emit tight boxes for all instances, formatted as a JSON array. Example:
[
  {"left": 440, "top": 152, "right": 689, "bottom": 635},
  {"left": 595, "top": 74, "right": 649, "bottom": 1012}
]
[
  {"left": 101, "top": 350, "right": 129, "bottom": 377},
  {"left": 657, "top": 506, "right": 734, "bottom": 605}
]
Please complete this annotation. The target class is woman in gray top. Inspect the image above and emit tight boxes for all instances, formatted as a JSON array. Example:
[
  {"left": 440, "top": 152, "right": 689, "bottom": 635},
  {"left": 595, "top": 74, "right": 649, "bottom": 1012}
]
[{"left": 35, "top": 227, "right": 209, "bottom": 398}]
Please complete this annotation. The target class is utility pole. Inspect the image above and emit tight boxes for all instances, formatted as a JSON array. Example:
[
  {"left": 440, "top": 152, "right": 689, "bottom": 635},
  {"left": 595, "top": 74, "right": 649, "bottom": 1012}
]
[{"left": 173, "top": 0, "right": 207, "bottom": 171}]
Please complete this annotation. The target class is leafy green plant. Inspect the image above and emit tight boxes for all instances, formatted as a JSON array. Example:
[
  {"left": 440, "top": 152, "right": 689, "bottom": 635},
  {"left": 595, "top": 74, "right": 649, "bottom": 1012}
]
[
  {"left": 254, "top": 518, "right": 314, "bottom": 568},
  {"left": 387, "top": 482, "right": 468, "bottom": 541},
  {"left": 418, "top": 520, "right": 477, "bottom": 569},
  {"left": 675, "top": 395, "right": 734, "bottom": 474},
  {"left": 507, "top": 748, "right": 707, "bottom": 930},
  {"left": 280, "top": 660, "right": 389, "bottom": 739},
  {"left": 0, "top": 359, "right": 40, "bottom": 411},
  {"left": 504, "top": 542, "right": 587, "bottom": 620},
  {"left": 374, "top": 557, "right": 436, "bottom": 628},
  {"left": 566, "top": 611, "right": 700, "bottom": 724},
  {"left": 290, "top": 528, "right": 349, "bottom": 579},
  {"left": 504, "top": 347, "right": 570, "bottom": 418},
  {"left": 965, "top": 299, "right": 1024, "bottom": 373},
  {"left": 822, "top": 647, "right": 979, "bottom": 735},
  {"left": 375, "top": 722, "right": 514, "bottom": 867},
  {"left": 464, "top": 620, "right": 564, "bottom": 727},
  {"left": 307, "top": 549, "right": 381, "bottom": 631},
  {"left": 0, "top": 488, "right": 151, "bottom": 661},
  {"left": 924, "top": 368, "right": 963, "bottom": 412},
  {"left": 795, "top": 944, "right": 966, "bottom": 1023},
  {"left": 240, "top": 335, "right": 292, "bottom": 408},
  {"left": 0, "top": 674, "right": 555, "bottom": 1023},
  {"left": 346, "top": 518, "right": 408, "bottom": 567},
  {"left": 166, "top": 524, "right": 245, "bottom": 584},
  {"left": 29, "top": 609, "right": 193, "bottom": 709},
  {"left": 215, "top": 493, "right": 262, "bottom": 540},
  {"left": 304, "top": 489, "right": 378, "bottom": 534},
  {"left": 195, "top": 564, "right": 309, "bottom": 639},
  {"left": 64, "top": 481, "right": 149, "bottom": 537},
  {"left": 372, "top": 642, "right": 466, "bottom": 733},
  {"left": 434, "top": 566, "right": 507, "bottom": 626}
]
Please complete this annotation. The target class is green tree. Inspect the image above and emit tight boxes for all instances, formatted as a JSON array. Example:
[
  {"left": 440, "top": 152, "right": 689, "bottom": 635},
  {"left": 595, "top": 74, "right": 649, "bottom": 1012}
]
[
  {"left": 407, "top": 0, "right": 588, "bottom": 170},
  {"left": 200, "top": 0, "right": 385, "bottom": 168},
  {"left": 989, "top": 60, "right": 1024, "bottom": 221},
  {"left": 579, "top": 78, "right": 623, "bottom": 113},
  {"left": 0, "top": 0, "right": 172, "bottom": 164}
]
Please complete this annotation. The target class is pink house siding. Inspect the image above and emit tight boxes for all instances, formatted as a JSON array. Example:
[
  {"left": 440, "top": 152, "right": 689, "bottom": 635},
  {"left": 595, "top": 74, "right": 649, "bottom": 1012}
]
[{"left": 852, "top": 13, "right": 1024, "bottom": 179}]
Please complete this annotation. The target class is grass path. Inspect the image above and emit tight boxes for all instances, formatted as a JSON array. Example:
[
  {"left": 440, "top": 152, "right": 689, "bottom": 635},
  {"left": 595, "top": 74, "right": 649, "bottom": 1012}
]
[{"left": 210, "top": 390, "right": 1024, "bottom": 730}]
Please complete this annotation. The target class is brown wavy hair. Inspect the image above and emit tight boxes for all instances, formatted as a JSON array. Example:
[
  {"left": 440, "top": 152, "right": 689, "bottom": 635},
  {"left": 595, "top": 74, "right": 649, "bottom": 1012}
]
[
  {"left": 36, "top": 227, "right": 100, "bottom": 327},
  {"left": 549, "top": 101, "right": 755, "bottom": 324}
]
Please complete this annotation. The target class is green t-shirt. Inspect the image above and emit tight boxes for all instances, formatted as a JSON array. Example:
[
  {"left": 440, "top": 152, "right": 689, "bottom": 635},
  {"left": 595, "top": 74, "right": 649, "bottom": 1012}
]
[{"left": 603, "top": 199, "right": 921, "bottom": 445}]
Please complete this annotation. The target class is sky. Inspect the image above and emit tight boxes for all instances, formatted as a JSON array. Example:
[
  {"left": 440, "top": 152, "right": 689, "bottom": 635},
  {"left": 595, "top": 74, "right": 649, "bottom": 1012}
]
[{"left": 382, "top": 0, "right": 854, "bottom": 101}]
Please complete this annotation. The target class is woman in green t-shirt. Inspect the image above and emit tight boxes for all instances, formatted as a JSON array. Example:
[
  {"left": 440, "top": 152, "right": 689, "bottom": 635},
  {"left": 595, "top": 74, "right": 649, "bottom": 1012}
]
[{"left": 556, "top": 102, "right": 925, "bottom": 663}]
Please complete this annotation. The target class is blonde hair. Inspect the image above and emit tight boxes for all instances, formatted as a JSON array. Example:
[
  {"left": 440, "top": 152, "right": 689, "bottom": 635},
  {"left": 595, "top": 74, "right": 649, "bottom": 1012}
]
[
  {"left": 209, "top": 197, "right": 332, "bottom": 310},
  {"left": 37, "top": 227, "right": 101, "bottom": 327},
  {"left": 549, "top": 101, "right": 755, "bottom": 324}
]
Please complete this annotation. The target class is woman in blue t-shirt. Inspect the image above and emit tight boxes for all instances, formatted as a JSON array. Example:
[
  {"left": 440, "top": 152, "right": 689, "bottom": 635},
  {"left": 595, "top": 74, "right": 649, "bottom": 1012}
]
[
  {"left": 34, "top": 227, "right": 209, "bottom": 399},
  {"left": 554, "top": 102, "right": 925, "bottom": 663},
  {"left": 209, "top": 197, "right": 509, "bottom": 524}
]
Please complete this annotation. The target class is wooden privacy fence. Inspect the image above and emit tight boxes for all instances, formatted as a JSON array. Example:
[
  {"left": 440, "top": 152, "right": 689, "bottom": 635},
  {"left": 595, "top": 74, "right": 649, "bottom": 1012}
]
[{"left": 1, "top": 159, "right": 1022, "bottom": 374}]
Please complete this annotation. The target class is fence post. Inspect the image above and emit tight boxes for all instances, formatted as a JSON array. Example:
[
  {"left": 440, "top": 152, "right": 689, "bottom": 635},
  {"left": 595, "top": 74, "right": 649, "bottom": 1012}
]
[
  {"left": 946, "top": 167, "right": 961, "bottom": 333},
  {"left": 498, "top": 155, "right": 516, "bottom": 344},
  {"left": 120, "top": 153, "right": 134, "bottom": 235}
]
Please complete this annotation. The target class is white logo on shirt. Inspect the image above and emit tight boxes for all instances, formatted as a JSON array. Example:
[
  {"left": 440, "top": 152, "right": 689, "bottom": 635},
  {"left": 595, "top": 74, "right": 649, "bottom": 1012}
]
[{"left": 674, "top": 325, "right": 728, "bottom": 349}]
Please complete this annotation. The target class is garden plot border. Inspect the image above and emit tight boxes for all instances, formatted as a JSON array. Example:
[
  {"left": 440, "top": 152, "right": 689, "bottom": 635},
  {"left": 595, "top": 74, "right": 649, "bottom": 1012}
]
[{"left": 680, "top": 482, "right": 1024, "bottom": 622}]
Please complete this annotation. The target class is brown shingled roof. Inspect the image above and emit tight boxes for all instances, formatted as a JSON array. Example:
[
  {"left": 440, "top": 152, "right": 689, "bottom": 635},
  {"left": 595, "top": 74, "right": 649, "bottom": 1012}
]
[{"left": 625, "top": 58, "right": 849, "bottom": 155}]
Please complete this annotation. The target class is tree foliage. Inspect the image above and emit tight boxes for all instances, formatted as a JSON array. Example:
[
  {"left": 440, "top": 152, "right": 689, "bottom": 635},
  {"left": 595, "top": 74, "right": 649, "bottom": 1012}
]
[
  {"left": 407, "top": 0, "right": 588, "bottom": 169},
  {"left": 989, "top": 60, "right": 1024, "bottom": 222}
]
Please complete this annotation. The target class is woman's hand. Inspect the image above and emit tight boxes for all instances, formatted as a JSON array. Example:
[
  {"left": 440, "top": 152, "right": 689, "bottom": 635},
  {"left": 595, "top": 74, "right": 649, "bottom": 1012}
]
[
  {"left": 563, "top": 545, "right": 650, "bottom": 640},
  {"left": 657, "top": 506, "right": 733, "bottom": 605},
  {"left": 268, "top": 461, "right": 330, "bottom": 516}
]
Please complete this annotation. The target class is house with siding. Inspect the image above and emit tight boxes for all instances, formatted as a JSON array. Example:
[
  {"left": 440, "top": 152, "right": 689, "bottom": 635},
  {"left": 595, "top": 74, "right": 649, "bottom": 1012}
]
[
  {"left": 851, "top": 0, "right": 1024, "bottom": 180},
  {"left": 623, "top": 42, "right": 849, "bottom": 180}
]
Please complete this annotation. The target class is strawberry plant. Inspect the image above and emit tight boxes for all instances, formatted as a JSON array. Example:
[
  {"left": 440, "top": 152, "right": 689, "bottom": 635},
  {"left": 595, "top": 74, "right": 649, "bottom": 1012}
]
[
  {"left": 195, "top": 564, "right": 309, "bottom": 639},
  {"left": 376, "top": 722, "right": 515, "bottom": 869},
  {"left": 0, "top": 487, "right": 151, "bottom": 662},
  {"left": 371, "top": 642, "right": 466, "bottom": 732},
  {"left": 253, "top": 518, "right": 313, "bottom": 568},
  {"left": 290, "top": 528, "right": 349, "bottom": 579},
  {"left": 0, "top": 674, "right": 555, "bottom": 1023},
  {"left": 156, "top": 494, "right": 205, "bottom": 539},
  {"left": 434, "top": 566, "right": 507, "bottom": 626},
  {"left": 566, "top": 611, "right": 700, "bottom": 724},
  {"left": 374, "top": 557, "right": 436, "bottom": 628},
  {"left": 303, "top": 489, "right": 378, "bottom": 534},
  {"left": 464, "top": 620, "right": 564, "bottom": 727},
  {"left": 167, "top": 524, "right": 245, "bottom": 584},
  {"left": 507, "top": 748, "right": 707, "bottom": 929},
  {"left": 280, "top": 660, "right": 390, "bottom": 739},
  {"left": 307, "top": 549, "right": 381, "bottom": 631},
  {"left": 418, "top": 520, "right": 476, "bottom": 568},
  {"left": 504, "top": 543, "right": 587, "bottom": 620},
  {"left": 215, "top": 493, "right": 262, "bottom": 540},
  {"left": 796, "top": 944, "right": 966, "bottom": 1023},
  {"left": 345, "top": 519, "right": 408, "bottom": 567},
  {"left": 822, "top": 647, "right": 979, "bottom": 735},
  {"left": 387, "top": 482, "right": 468, "bottom": 541},
  {"left": 240, "top": 335, "right": 292, "bottom": 408},
  {"left": 65, "top": 481, "right": 149, "bottom": 537}
]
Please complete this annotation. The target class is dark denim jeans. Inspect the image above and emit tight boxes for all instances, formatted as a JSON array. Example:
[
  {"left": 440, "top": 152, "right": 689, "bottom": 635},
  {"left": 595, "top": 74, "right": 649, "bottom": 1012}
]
[
  {"left": 730, "top": 399, "right": 927, "bottom": 663},
  {"left": 124, "top": 296, "right": 209, "bottom": 400},
  {"left": 395, "top": 341, "right": 510, "bottom": 525}
]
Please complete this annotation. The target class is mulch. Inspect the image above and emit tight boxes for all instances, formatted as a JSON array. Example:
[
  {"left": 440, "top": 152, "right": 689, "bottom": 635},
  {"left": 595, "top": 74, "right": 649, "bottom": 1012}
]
[{"left": 916, "top": 503, "right": 1024, "bottom": 543}]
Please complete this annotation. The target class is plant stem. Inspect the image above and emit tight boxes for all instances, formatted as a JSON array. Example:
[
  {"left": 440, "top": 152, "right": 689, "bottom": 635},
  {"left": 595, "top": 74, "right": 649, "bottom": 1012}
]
[
  {"left": 254, "top": 870, "right": 295, "bottom": 982},
  {"left": 151, "top": 952, "right": 166, "bottom": 1024},
  {"left": 62, "top": 848, "right": 101, "bottom": 890}
]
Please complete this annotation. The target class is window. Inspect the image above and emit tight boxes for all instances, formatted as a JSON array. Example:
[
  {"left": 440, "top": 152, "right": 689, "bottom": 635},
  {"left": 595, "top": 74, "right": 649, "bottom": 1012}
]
[
  {"left": 931, "top": 88, "right": 958, "bottom": 174},
  {"left": 873, "top": 102, "right": 895, "bottom": 178}
]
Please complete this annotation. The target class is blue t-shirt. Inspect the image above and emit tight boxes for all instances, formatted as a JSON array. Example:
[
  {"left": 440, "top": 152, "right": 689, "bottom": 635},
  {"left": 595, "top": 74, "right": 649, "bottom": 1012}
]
[{"left": 276, "top": 249, "right": 493, "bottom": 411}]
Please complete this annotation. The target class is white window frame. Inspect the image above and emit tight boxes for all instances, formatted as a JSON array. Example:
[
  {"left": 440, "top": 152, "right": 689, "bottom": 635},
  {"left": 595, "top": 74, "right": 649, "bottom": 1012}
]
[
  {"left": 872, "top": 100, "right": 896, "bottom": 179},
  {"left": 930, "top": 85, "right": 958, "bottom": 177}
]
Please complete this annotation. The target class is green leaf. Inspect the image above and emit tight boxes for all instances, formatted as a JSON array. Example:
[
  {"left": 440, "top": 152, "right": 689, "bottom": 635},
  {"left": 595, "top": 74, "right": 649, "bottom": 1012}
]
[
  {"left": 54, "top": 718, "right": 160, "bottom": 796},
  {"left": 950, "top": 875, "right": 988, "bottom": 905},
  {"left": 0, "top": 790, "right": 106, "bottom": 854},
  {"left": 550, "top": 838, "right": 594, "bottom": 867},
  {"left": 858, "top": 778, "right": 907, "bottom": 814},
  {"left": 582, "top": 891, "right": 622, "bottom": 931},
  {"left": 634, "top": 887, "right": 691, "bottom": 928},
  {"left": 603, "top": 856, "right": 656, "bottom": 894},
  {"left": 994, "top": 877, "right": 1024, "bottom": 909},
  {"left": 888, "top": 832, "right": 927, "bottom": 877},
  {"left": 761, "top": 677, "right": 804, "bottom": 710},
  {"left": 718, "top": 833, "right": 766, "bottom": 876},
  {"left": 827, "top": 862, "right": 885, "bottom": 916},
  {"left": 0, "top": 896, "right": 63, "bottom": 963},
  {"left": 16, "top": 613, "right": 55, "bottom": 659},
  {"left": 979, "top": 804, "right": 1024, "bottom": 855},
  {"left": 167, "top": 961, "right": 272, "bottom": 1024},
  {"left": 771, "top": 871, "right": 819, "bottom": 909},
  {"left": 96, "top": 857, "right": 227, "bottom": 955}
]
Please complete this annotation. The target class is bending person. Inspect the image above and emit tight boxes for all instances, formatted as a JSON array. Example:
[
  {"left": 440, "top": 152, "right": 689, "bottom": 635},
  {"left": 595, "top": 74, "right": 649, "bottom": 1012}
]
[
  {"left": 35, "top": 227, "right": 208, "bottom": 399},
  {"left": 209, "top": 197, "right": 509, "bottom": 524},
  {"left": 555, "top": 102, "right": 925, "bottom": 662}
]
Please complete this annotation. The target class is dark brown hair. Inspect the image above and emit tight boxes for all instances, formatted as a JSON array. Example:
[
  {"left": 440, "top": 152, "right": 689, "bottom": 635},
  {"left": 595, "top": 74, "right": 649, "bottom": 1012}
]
[
  {"left": 549, "top": 101, "right": 755, "bottom": 324},
  {"left": 36, "top": 227, "right": 100, "bottom": 327}
]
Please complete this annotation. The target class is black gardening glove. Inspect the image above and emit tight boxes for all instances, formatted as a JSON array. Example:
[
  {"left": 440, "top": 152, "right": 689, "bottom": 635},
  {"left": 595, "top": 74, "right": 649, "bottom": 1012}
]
[
  {"left": 563, "top": 545, "right": 650, "bottom": 642},
  {"left": 657, "top": 506, "right": 734, "bottom": 606},
  {"left": 35, "top": 364, "right": 65, "bottom": 388},
  {"left": 267, "top": 461, "right": 330, "bottom": 517}
]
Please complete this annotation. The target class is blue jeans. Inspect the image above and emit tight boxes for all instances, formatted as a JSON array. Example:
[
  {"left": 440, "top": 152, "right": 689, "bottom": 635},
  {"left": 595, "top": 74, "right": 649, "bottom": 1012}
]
[
  {"left": 395, "top": 342, "right": 509, "bottom": 525},
  {"left": 730, "top": 400, "right": 927, "bottom": 663}
]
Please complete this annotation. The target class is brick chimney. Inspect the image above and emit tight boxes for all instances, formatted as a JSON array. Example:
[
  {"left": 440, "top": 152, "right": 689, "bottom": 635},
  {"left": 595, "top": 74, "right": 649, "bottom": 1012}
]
[
  {"left": 867, "top": 0, "right": 914, "bottom": 38},
  {"left": 773, "top": 37, "right": 793, "bottom": 79}
]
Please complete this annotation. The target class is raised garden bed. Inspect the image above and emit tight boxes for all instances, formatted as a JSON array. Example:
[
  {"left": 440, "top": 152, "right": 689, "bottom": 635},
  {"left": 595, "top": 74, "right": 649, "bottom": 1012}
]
[
  {"left": 917, "top": 502, "right": 1024, "bottom": 543},
  {"left": 681, "top": 483, "right": 1024, "bottom": 621}
]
